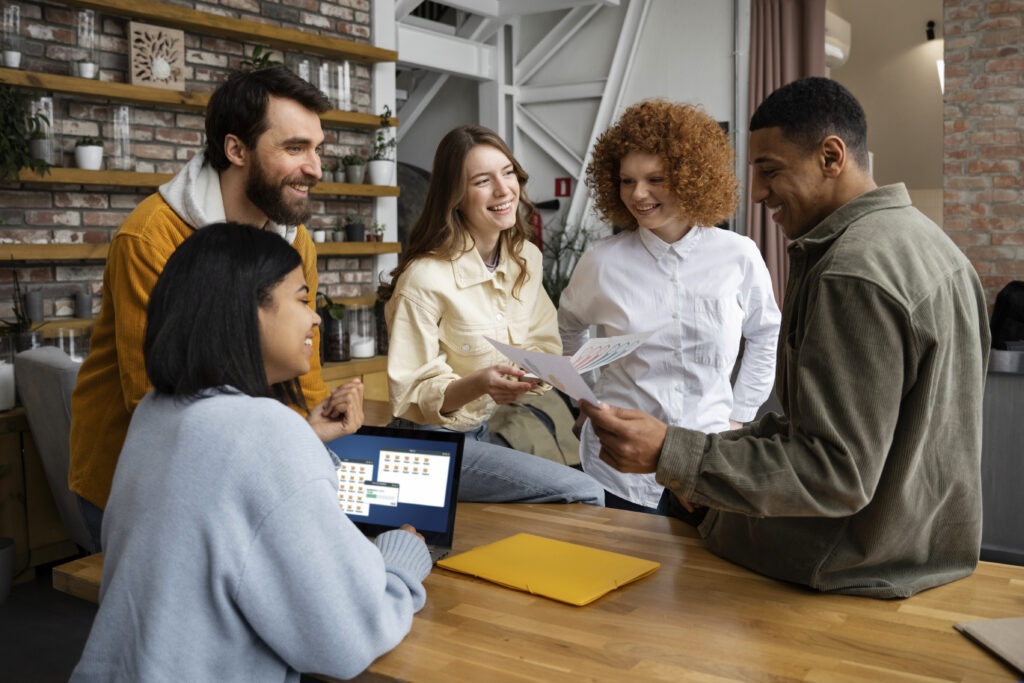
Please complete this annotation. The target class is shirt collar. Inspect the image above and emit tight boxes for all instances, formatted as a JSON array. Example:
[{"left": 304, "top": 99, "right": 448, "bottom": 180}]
[
  {"left": 452, "top": 242, "right": 515, "bottom": 288},
  {"left": 789, "top": 183, "right": 911, "bottom": 256},
  {"left": 637, "top": 225, "right": 704, "bottom": 260}
]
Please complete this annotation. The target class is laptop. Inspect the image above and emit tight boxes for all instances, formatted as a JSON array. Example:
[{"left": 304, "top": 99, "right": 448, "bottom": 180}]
[{"left": 327, "top": 425, "right": 464, "bottom": 563}]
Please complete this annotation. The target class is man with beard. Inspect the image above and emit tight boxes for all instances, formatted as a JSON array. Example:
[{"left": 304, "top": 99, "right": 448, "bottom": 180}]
[{"left": 70, "top": 67, "right": 348, "bottom": 550}]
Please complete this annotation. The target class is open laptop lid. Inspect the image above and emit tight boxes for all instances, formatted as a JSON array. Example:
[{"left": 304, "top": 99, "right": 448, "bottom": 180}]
[{"left": 327, "top": 425, "right": 464, "bottom": 549}]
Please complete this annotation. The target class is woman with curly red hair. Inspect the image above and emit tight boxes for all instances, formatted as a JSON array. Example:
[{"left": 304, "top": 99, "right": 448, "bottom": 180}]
[{"left": 559, "top": 99, "right": 781, "bottom": 514}]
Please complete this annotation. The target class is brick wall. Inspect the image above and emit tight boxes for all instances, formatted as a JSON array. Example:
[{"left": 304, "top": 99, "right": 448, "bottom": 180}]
[
  {"left": 944, "top": 0, "right": 1024, "bottom": 308},
  {"left": 1, "top": 0, "right": 379, "bottom": 321}
]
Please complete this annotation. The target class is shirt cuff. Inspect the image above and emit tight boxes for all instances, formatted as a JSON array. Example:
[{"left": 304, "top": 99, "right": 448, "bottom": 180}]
[
  {"left": 729, "top": 403, "right": 760, "bottom": 423},
  {"left": 654, "top": 426, "right": 707, "bottom": 501}
]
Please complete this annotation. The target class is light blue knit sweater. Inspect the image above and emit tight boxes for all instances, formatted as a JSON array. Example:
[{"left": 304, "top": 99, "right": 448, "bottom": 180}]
[{"left": 71, "top": 390, "right": 431, "bottom": 682}]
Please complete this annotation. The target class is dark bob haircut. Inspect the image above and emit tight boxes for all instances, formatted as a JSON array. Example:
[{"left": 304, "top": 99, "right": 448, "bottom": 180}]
[
  {"left": 749, "top": 77, "right": 869, "bottom": 169},
  {"left": 145, "top": 222, "right": 306, "bottom": 409},
  {"left": 204, "top": 65, "right": 330, "bottom": 172}
]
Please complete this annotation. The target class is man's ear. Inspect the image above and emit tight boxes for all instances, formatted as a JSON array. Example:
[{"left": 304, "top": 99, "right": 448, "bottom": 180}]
[
  {"left": 223, "top": 134, "right": 247, "bottom": 168},
  {"left": 820, "top": 135, "right": 847, "bottom": 178}
]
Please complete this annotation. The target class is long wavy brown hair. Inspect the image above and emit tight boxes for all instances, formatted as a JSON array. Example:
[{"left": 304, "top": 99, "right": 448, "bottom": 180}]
[
  {"left": 378, "top": 125, "right": 536, "bottom": 301},
  {"left": 586, "top": 99, "right": 738, "bottom": 229}
]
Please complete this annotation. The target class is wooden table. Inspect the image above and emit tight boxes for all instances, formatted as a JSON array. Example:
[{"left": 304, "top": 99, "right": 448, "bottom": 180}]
[
  {"left": 52, "top": 490, "right": 1024, "bottom": 681},
  {"left": 346, "top": 503, "right": 1023, "bottom": 683}
]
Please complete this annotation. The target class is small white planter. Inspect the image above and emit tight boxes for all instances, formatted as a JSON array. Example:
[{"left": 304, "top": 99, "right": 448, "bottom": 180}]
[
  {"left": 74, "top": 145, "right": 104, "bottom": 170},
  {"left": 312, "top": 229, "right": 326, "bottom": 243},
  {"left": 77, "top": 61, "right": 98, "bottom": 79},
  {"left": 367, "top": 159, "right": 394, "bottom": 186},
  {"left": 2, "top": 50, "right": 21, "bottom": 69}
]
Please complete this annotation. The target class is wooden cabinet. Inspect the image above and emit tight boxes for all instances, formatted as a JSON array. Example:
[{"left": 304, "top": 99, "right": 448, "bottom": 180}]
[{"left": 0, "top": 410, "right": 79, "bottom": 581}]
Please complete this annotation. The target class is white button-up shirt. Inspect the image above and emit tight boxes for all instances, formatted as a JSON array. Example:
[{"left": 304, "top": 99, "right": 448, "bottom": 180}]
[{"left": 559, "top": 227, "right": 781, "bottom": 507}]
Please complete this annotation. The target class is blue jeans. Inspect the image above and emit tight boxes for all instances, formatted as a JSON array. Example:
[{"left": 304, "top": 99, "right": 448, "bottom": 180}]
[
  {"left": 389, "top": 418, "right": 604, "bottom": 505},
  {"left": 76, "top": 493, "right": 104, "bottom": 553}
]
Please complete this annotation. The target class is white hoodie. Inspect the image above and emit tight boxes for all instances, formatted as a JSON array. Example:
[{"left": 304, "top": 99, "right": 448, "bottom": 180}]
[{"left": 158, "top": 152, "right": 299, "bottom": 245}]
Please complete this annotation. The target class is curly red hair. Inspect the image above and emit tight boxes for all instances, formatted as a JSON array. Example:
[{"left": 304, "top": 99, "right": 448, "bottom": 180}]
[{"left": 586, "top": 99, "right": 738, "bottom": 229}]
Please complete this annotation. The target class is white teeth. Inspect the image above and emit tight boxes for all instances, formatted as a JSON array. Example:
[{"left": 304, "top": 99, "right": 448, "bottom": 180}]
[
  {"left": 489, "top": 201, "right": 513, "bottom": 211},
  {"left": 304, "top": 338, "right": 313, "bottom": 346}
]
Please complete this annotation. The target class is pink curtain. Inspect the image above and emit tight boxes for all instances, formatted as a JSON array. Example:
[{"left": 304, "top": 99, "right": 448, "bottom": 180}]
[{"left": 747, "top": 0, "right": 826, "bottom": 304}]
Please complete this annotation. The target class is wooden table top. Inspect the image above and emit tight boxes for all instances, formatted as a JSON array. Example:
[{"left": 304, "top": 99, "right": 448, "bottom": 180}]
[{"left": 346, "top": 503, "right": 1023, "bottom": 683}]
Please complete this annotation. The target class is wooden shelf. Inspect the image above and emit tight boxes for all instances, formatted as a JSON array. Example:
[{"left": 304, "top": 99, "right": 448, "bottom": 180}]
[
  {"left": 0, "top": 68, "right": 398, "bottom": 130},
  {"left": 53, "top": 0, "right": 397, "bottom": 63},
  {"left": 11, "top": 168, "right": 399, "bottom": 196},
  {"left": 0, "top": 241, "right": 400, "bottom": 261},
  {"left": 322, "top": 355, "right": 387, "bottom": 382}
]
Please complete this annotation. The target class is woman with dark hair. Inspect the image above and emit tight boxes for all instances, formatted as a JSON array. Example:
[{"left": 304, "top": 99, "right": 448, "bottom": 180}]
[
  {"left": 72, "top": 223, "right": 430, "bottom": 682},
  {"left": 379, "top": 126, "right": 603, "bottom": 505},
  {"left": 558, "top": 99, "right": 781, "bottom": 514}
]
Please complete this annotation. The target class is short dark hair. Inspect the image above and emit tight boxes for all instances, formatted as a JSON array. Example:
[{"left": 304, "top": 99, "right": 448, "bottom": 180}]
[
  {"left": 750, "top": 77, "right": 869, "bottom": 168},
  {"left": 145, "top": 222, "right": 306, "bottom": 409},
  {"left": 204, "top": 66, "right": 330, "bottom": 171}
]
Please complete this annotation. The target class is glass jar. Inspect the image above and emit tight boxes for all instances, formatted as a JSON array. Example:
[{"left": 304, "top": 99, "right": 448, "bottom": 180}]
[
  {"left": 323, "top": 317, "right": 350, "bottom": 363},
  {"left": 347, "top": 304, "right": 376, "bottom": 359}
]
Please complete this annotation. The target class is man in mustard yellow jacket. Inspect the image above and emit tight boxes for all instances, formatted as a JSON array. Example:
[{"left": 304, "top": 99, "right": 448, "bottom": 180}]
[{"left": 70, "top": 67, "right": 350, "bottom": 551}]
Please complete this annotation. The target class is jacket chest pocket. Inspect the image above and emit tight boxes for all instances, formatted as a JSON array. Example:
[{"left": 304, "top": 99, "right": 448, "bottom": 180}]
[
  {"left": 438, "top": 319, "right": 492, "bottom": 360},
  {"left": 690, "top": 295, "right": 743, "bottom": 369}
]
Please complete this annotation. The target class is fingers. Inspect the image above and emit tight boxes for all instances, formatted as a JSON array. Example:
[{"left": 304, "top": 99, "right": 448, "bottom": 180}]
[{"left": 674, "top": 492, "right": 695, "bottom": 513}]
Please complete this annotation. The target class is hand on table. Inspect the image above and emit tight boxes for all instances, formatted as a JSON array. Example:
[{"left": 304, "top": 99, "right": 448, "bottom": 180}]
[
  {"left": 309, "top": 379, "right": 364, "bottom": 442},
  {"left": 579, "top": 400, "right": 667, "bottom": 474}
]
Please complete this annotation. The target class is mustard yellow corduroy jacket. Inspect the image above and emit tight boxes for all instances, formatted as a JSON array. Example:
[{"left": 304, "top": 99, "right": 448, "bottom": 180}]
[{"left": 69, "top": 192, "right": 329, "bottom": 509}]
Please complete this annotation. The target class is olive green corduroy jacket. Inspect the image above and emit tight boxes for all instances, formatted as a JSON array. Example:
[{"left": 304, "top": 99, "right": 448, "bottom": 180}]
[{"left": 657, "top": 184, "right": 990, "bottom": 598}]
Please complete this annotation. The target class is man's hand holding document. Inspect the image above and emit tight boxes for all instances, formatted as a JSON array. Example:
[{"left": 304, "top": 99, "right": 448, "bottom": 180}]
[{"left": 484, "top": 330, "right": 656, "bottom": 406}]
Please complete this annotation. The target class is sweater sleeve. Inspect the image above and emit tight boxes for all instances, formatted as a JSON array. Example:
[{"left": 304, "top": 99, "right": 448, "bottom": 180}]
[
  {"left": 656, "top": 275, "right": 908, "bottom": 517},
  {"left": 729, "top": 247, "right": 782, "bottom": 423},
  {"left": 106, "top": 232, "right": 169, "bottom": 412},
  {"left": 234, "top": 477, "right": 430, "bottom": 680}
]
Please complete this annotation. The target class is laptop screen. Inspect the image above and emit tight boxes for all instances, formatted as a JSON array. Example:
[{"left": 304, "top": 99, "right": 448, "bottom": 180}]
[{"left": 327, "top": 425, "right": 463, "bottom": 546}]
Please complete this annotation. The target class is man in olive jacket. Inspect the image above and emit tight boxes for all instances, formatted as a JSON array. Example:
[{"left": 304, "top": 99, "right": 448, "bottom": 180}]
[{"left": 582, "top": 77, "right": 989, "bottom": 598}]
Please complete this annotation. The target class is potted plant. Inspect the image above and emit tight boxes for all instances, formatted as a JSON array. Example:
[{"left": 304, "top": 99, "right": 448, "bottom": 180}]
[
  {"left": 320, "top": 161, "right": 333, "bottom": 183},
  {"left": 317, "top": 292, "right": 349, "bottom": 362},
  {"left": 366, "top": 220, "right": 385, "bottom": 242},
  {"left": 74, "top": 136, "right": 103, "bottom": 170},
  {"left": 342, "top": 154, "right": 365, "bottom": 185},
  {"left": 311, "top": 227, "right": 326, "bottom": 243},
  {"left": 367, "top": 105, "right": 396, "bottom": 185},
  {"left": 344, "top": 213, "right": 365, "bottom": 243},
  {"left": 333, "top": 224, "right": 346, "bottom": 242},
  {"left": 2, "top": 261, "right": 42, "bottom": 352},
  {"left": 76, "top": 57, "right": 98, "bottom": 79},
  {"left": 0, "top": 85, "right": 52, "bottom": 182},
  {"left": 240, "top": 44, "right": 281, "bottom": 71}
]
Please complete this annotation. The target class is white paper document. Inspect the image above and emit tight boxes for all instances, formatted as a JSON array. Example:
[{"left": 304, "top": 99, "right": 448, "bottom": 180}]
[{"left": 484, "top": 330, "right": 655, "bottom": 406}]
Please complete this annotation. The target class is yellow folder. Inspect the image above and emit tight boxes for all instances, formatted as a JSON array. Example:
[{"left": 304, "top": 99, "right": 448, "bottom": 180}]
[{"left": 437, "top": 532, "right": 659, "bottom": 606}]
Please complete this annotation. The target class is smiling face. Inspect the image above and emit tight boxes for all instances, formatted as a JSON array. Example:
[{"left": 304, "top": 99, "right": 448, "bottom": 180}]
[
  {"left": 458, "top": 144, "right": 520, "bottom": 246},
  {"left": 243, "top": 96, "right": 324, "bottom": 226},
  {"left": 618, "top": 151, "right": 692, "bottom": 243},
  {"left": 749, "top": 126, "right": 838, "bottom": 240},
  {"left": 257, "top": 266, "right": 321, "bottom": 386}
]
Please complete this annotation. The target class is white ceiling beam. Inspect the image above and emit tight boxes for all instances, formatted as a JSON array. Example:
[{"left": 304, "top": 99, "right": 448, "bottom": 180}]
[
  {"left": 514, "top": 5, "right": 600, "bottom": 84},
  {"left": 567, "top": 0, "right": 651, "bottom": 227},
  {"left": 499, "top": 0, "right": 619, "bottom": 16},
  {"left": 515, "top": 105, "right": 582, "bottom": 177},
  {"left": 438, "top": 0, "right": 500, "bottom": 17},
  {"left": 396, "top": 72, "right": 449, "bottom": 142},
  {"left": 517, "top": 80, "right": 604, "bottom": 104},
  {"left": 397, "top": 23, "right": 496, "bottom": 80},
  {"left": 395, "top": 0, "right": 419, "bottom": 21}
]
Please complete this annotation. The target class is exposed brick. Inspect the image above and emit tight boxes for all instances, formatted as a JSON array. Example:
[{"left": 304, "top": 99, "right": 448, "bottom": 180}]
[
  {"left": 0, "top": 191, "right": 51, "bottom": 208},
  {"left": 53, "top": 193, "right": 109, "bottom": 209},
  {"left": 82, "top": 211, "right": 129, "bottom": 227},
  {"left": 993, "top": 175, "right": 1024, "bottom": 187},
  {"left": 52, "top": 229, "right": 113, "bottom": 244},
  {"left": 300, "top": 11, "right": 332, "bottom": 29},
  {"left": 967, "top": 160, "right": 1020, "bottom": 173},
  {"left": 321, "top": 4, "right": 354, "bottom": 20},
  {"left": 221, "top": 0, "right": 260, "bottom": 11},
  {"left": 25, "top": 210, "right": 81, "bottom": 226},
  {"left": 993, "top": 233, "right": 1024, "bottom": 246},
  {"left": 154, "top": 128, "right": 203, "bottom": 145}
]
